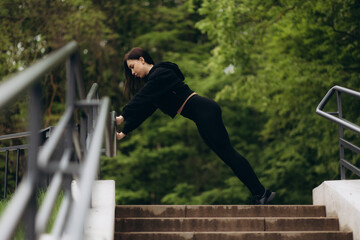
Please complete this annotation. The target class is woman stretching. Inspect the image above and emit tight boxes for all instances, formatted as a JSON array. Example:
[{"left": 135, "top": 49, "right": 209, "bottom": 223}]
[{"left": 116, "top": 47, "right": 276, "bottom": 205}]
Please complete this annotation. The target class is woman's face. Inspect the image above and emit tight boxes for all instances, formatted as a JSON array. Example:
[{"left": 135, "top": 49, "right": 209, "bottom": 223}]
[{"left": 127, "top": 58, "right": 148, "bottom": 78}]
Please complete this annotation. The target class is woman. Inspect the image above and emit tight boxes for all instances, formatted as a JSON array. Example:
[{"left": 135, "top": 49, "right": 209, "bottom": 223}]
[{"left": 116, "top": 47, "right": 276, "bottom": 205}]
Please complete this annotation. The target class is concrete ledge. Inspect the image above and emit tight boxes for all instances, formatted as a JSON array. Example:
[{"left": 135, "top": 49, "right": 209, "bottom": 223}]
[
  {"left": 116, "top": 205, "right": 326, "bottom": 218},
  {"left": 313, "top": 180, "right": 360, "bottom": 240},
  {"left": 85, "top": 180, "right": 115, "bottom": 240}
]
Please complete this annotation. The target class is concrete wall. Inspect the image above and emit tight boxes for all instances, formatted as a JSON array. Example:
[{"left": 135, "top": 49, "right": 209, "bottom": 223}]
[
  {"left": 313, "top": 180, "right": 360, "bottom": 240},
  {"left": 85, "top": 180, "right": 115, "bottom": 240}
]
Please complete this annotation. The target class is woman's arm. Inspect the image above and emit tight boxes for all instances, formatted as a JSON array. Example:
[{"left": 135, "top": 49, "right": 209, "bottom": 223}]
[
  {"left": 120, "top": 67, "right": 182, "bottom": 135},
  {"left": 121, "top": 103, "right": 157, "bottom": 135}
]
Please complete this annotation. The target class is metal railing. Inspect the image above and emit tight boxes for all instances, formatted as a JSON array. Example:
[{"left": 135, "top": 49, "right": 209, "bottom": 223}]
[
  {"left": 316, "top": 85, "right": 360, "bottom": 179},
  {"left": 0, "top": 41, "right": 116, "bottom": 240},
  {"left": 0, "top": 127, "right": 53, "bottom": 200}
]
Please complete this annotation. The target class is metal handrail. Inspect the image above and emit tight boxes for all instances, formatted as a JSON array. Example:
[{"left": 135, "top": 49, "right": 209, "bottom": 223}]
[
  {"left": 67, "top": 97, "right": 110, "bottom": 240},
  {"left": 316, "top": 85, "right": 360, "bottom": 179},
  {"left": 0, "top": 41, "right": 116, "bottom": 240},
  {"left": 0, "top": 41, "right": 80, "bottom": 240},
  {"left": 86, "top": 82, "right": 99, "bottom": 100},
  {"left": 35, "top": 149, "right": 72, "bottom": 234},
  {"left": 38, "top": 108, "right": 74, "bottom": 169},
  {"left": 0, "top": 126, "right": 53, "bottom": 141},
  {"left": 0, "top": 132, "right": 30, "bottom": 141},
  {"left": 0, "top": 41, "right": 78, "bottom": 109},
  {"left": 0, "top": 127, "right": 53, "bottom": 199}
]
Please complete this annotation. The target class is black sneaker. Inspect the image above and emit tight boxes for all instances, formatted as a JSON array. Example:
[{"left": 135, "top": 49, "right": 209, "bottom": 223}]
[{"left": 251, "top": 189, "right": 276, "bottom": 205}]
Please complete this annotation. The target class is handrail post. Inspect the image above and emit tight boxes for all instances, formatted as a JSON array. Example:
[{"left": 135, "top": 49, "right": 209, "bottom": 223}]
[
  {"left": 80, "top": 113, "right": 87, "bottom": 157},
  {"left": 106, "top": 110, "right": 117, "bottom": 157},
  {"left": 4, "top": 150, "right": 9, "bottom": 199},
  {"left": 74, "top": 52, "right": 85, "bottom": 100},
  {"left": 66, "top": 54, "right": 76, "bottom": 162},
  {"left": 25, "top": 82, "right": 42, "bottom": 240},
  {"left": 336, "top": 91, "right": 346, "bottom": 179},
  {"left": 16, "top": 149, "right": 20, "bottom": 189}
]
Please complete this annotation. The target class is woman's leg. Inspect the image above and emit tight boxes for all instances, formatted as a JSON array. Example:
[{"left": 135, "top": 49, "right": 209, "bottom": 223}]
[{"left": 181, "top": 95, "right": 265, "bottom": 196}]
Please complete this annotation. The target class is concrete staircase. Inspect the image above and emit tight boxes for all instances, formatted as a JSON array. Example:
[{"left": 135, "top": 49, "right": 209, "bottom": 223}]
[{"left": 114, "top": 205, "right": 353, "bottom": 240}]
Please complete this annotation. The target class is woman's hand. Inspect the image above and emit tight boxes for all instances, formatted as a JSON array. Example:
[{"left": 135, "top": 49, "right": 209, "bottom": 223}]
[
  {"left": 116, "top": 132, "right": 126, "bottom": 141},
  {"left": 116, "top": 115, "right": 124, "bottom": 125},
  {"left": 116, "top": 116, "right": 125, "bottom": 140}
]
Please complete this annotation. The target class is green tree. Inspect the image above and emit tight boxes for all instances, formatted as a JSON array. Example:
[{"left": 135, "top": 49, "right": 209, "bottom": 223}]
[
  {"left": 0, "top": 0, "right": 117, "bottom": 195},
  {"left": 195, "top": 0, "right": 360, "bottom": 203},
  {"left": 1, "top": 0, "right": 359, "bottom": 205}
]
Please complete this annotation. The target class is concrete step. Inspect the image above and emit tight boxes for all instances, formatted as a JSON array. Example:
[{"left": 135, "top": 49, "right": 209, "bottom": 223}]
[
  {"left": 114, "top": 205, "right": 353, "bottom": 240},
  {"left": 115, "top": 217, "right": 339, "bottom": 232},
  {"left": 115, "top": 205, "right": 326, "bottom": 218},
  {"left": 114, "top": 231, "right": 353, "bottom": 240}
]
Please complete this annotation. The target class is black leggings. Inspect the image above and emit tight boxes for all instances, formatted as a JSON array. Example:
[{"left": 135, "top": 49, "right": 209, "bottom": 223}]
[{"left": 181, "top": 94, "right": 265, "bottom": 196}]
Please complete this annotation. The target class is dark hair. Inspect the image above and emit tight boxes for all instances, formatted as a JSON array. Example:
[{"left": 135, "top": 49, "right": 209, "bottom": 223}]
[{"left": 123, "top": 47, "right": 155, "bottom": 97}]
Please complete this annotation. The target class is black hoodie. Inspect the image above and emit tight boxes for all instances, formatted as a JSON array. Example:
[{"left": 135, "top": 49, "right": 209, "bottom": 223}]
[{"left": 121, "top": 62, "right": 194, "bottom": 135}]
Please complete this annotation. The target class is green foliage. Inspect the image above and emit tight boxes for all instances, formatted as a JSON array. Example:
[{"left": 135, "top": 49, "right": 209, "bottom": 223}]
[
  {"left": 194, "top": 0, "right": 360, "bottom": 203},
  {"left": 0, "top": 190, "right": 63, "bottom": 239},
  {"left": 1, "top": 0, "right": 359, "bottom": 205}
]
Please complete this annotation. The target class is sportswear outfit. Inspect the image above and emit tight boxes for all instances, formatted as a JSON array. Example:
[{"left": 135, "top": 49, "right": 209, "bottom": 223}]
[{"left": 121, "top": 62, "right": 270, "bottom": 198}]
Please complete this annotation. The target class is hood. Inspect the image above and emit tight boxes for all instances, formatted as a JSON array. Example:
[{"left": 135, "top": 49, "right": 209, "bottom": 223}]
[{"left": 150, "top": 62, "right": 185, "bottom": 81}]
